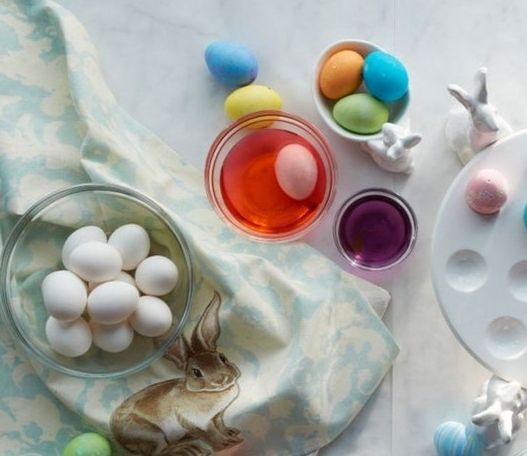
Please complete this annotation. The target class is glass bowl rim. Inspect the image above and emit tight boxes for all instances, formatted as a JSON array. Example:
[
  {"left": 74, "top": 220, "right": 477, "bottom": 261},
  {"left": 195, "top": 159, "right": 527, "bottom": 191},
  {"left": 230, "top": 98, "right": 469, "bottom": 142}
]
[
  {"left": 333, "top": 188, "right": 418, "bottom": 271},
  {"left": 204, "top": 110, "right": 337, "bottom": 242},
  {"left": 0, "top": 183, "right": 194, "bottom": 379}
]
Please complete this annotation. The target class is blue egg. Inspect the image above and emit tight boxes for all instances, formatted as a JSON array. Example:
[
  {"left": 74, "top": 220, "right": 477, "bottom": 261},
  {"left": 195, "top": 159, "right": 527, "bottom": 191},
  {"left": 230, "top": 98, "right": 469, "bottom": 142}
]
[
  {"left": 434, "top": 421, "right": 466, "bottom": 456},
  {"left": 363, "top": 51, "right": 409, "bottom": 102},
  {"left": 205, "top": 41, "right": 258, "bottom": 87},
  {"left": 462, "top": 425, "right": 484, "bottom": 456}
]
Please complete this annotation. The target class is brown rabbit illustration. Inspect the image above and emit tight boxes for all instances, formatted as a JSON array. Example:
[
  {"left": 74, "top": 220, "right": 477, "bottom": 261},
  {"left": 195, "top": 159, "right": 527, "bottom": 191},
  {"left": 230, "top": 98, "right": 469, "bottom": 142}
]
[{"left": 110, "top": 292, "right": 243, "bottom": 455}]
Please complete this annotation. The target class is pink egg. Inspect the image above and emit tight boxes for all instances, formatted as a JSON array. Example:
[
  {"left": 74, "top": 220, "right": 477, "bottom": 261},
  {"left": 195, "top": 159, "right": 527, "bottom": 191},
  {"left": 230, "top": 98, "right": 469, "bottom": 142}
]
[
  {"left": 465, "top": 169, "right": 508, "bottom": 215},
  {"left": 274, "top": 143, "right": 318, "bottom": 200}
]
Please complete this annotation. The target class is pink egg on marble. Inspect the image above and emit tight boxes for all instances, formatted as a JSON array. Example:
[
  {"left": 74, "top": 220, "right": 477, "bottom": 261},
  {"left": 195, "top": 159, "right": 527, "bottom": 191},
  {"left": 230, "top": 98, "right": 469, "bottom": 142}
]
[
  {"left": 465, "top": 169, "right": 508, "bottom": 215},
  {"left": 274, "top": 143, "right": 318, "bottom": 200}
]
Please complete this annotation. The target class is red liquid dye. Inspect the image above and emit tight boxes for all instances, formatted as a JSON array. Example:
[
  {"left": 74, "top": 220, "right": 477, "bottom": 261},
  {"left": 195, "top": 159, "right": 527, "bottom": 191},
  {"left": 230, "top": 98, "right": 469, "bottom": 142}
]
[
  {"left": 337, "top": 193, "right": 414, "bottom": 269},
  {"left": 220, "top": 128, "right": 327, "bottom": 235}
]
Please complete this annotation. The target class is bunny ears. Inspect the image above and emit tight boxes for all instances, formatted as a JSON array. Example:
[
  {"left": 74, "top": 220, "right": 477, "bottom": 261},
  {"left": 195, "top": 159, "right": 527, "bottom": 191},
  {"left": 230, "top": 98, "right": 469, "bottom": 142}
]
[
  {"left": 165, "top": 291, "right": 222, "bottom": 369},
  {"left": 448, "top": 67, "right": 489, "bottom": 112}
]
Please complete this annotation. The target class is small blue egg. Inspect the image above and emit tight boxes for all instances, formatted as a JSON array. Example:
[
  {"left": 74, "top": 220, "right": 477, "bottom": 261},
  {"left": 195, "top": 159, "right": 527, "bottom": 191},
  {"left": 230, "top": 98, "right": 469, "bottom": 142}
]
[
  {"left": 363, "top": 51, "right": 409, "bottom": 102},
  {"left": 205, "top": 41, "right": 258, "bottom": 87},
  {"left": 522, "top": 202, "right": 527, "bottom": 229},
  {"left": 434, "top": 421, "right": 466, "bottom": 456}
]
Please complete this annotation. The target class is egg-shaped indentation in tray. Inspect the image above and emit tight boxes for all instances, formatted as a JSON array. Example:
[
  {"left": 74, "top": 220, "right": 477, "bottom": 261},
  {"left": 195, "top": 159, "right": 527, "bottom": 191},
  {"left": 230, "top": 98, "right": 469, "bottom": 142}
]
[
  {"left": 485, "top": 316, "right": 527, "bottom": 360},
  {"left": 445, "top": 249, "right": 487, "bottom": 292},
  {"left": 508, "top": 261, "right": 527, "bottom": 302}
]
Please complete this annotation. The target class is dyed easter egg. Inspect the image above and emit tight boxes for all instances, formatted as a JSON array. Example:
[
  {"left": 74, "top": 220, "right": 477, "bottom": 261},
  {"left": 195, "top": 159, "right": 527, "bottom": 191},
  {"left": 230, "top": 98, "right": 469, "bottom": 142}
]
[
  {"left": 363, "top": 51, "right": 409, "bottom": 102},
  {"left": 205, "top": 41, "right": 258, "bottom": 87},
  {"left": 319, "top": 50, "right": 364, "bottom": 100},
  {"left": 275, "top": 143, "right": 318, "bottom": 200},
  {"left": 465, "top": 169, "right": 508, "bottom": 215},
  {"left": 462, "top": 426, "right": 485, "bottom": 456},
  {"left": 224, "top": 85, "right": 282, "bottom": 120},
  {"left": 332, "top": 93, "right": 389, "bottom": 134},
  {"left": 434, "top": 421, "right": 467, "bottom": 456},
  {"left": 62, "top": 432, "right": 112, "bottom": 456}
]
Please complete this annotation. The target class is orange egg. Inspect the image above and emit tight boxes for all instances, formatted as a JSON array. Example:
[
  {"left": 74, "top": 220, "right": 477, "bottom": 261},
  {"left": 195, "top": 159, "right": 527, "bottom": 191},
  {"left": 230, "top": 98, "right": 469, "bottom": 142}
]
[{"left": 319, "top": 50, "right": 364, "bottom": 100}]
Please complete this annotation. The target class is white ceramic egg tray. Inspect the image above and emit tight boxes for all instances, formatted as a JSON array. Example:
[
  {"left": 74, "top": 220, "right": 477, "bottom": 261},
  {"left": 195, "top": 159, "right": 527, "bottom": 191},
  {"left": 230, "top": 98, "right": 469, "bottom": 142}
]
[{"left": 432, "top": 130, "right": 527, "bottom": 386}]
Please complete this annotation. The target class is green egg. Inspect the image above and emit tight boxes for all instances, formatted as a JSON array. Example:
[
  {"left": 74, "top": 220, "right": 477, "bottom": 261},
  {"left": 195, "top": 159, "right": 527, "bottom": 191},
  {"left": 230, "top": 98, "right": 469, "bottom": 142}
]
[
  {"left": 332, "top": 93, "right": 389, "bottom": 134},
  {"left": 62, "top": 433, "right": 112, "bottom": 456}
]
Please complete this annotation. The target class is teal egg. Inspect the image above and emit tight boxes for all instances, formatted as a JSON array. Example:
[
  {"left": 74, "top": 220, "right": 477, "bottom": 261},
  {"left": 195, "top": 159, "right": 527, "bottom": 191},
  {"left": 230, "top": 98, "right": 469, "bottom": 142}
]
[
  {"left": 363, "top": 51, "right": 409, "bottom": 102},
  {"left": 62, "top": 433, "right": 112, "bottom": 456},
  {"left": 523, "top": 202, "right": 527, "bottom": 229},
  {"left": 332, "top": 93, "right": 389, "bottom": 134},
  {"left": 434, "top": 421, "right": 467, "bottom": 456}
]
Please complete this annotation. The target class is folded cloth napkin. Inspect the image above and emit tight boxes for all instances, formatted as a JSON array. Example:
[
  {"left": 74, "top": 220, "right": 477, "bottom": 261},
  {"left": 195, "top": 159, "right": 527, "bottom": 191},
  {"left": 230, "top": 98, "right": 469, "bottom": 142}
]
[{"left": 0, "top": 1, "right": 398, "bottom": 454}]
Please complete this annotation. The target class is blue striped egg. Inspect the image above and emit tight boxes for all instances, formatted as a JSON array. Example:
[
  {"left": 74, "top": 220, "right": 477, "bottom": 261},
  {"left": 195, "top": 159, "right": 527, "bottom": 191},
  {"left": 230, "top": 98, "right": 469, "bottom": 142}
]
[
  {"left": 434, "top": 421, "right": 467, "bottom": 456},
  {"left": 462, "top": 425, "right": 484, "bottom": 456}
]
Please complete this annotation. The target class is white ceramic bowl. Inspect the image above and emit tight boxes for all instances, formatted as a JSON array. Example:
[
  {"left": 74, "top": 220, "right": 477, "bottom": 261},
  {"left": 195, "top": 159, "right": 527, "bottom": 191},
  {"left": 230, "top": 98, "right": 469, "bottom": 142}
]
[{"left": 312, "top": 39, "right": 410, "bottom": 142}]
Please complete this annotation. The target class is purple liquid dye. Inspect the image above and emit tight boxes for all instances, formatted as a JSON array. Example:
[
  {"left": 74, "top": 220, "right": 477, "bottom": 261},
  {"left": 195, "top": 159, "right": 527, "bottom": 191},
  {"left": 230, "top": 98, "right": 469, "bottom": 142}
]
[{"left": 337, "top": 192, "right": 415, "bottom": 269}]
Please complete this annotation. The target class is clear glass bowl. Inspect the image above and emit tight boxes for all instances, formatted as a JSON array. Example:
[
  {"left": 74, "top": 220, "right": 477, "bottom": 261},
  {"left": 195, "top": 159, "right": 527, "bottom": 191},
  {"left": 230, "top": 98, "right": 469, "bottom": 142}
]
[
  {"left": 0, "top": 184, "right": 193, "bottom": 378},
  {"left": 205, "top": 110, "right": 336, "bottom": 242}
]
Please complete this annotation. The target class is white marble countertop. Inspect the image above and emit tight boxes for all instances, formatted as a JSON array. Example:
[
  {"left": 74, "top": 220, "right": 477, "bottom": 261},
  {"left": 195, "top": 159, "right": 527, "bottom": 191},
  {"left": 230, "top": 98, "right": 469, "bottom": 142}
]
[{"left": 57, "top": 1, "right": 527, "bottom": 454}]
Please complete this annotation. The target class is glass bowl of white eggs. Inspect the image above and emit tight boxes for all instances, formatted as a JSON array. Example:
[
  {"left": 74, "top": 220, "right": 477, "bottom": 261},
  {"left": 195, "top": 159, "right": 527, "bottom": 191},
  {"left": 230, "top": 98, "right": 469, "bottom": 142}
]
[{"left": 0, "top": 183, "right": 193, "bottom": 378}]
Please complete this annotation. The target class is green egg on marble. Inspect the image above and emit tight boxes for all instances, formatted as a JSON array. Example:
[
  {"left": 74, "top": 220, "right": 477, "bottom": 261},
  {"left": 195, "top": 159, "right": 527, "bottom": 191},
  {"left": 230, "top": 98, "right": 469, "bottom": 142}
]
[
  {"left": 332, "top": 93, "right": 389, "bottom": 134},
  {"left": 62, "top": 433, "right": 112, "bottom": 456}
]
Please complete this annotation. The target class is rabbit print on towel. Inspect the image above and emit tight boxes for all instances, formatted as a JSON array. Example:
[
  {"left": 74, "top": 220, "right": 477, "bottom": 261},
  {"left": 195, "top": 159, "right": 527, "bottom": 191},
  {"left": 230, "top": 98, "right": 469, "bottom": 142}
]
[{"left": 111, "top": 292, "right": 243, "bottom": 455}]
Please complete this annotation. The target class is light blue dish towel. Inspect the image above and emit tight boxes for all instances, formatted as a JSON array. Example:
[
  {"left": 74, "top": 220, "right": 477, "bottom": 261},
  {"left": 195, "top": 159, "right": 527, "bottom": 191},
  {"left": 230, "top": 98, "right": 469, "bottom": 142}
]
[{"left": 0, "top": 1, "right": 398, "bottom": 455}]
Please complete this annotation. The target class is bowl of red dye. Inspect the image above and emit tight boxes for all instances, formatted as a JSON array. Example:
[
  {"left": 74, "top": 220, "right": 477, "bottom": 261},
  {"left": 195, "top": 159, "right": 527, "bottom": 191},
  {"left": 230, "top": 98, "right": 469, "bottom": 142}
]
[
  {"left": 334, "top": 189, "right": 417, "bottom": 270},
  {"left": 205, "top": 111, "right": 336, "bottom": 242}
]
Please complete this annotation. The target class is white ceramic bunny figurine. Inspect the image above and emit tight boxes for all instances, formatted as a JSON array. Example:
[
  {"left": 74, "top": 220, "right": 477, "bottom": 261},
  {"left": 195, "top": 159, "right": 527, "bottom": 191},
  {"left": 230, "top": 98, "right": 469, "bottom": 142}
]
[
  {"left": 363, "top": 123, "right": 422, "bottom": 174},
  {"left": 471, "top": 375, "right": 527, "bottom": 448},
  {"left": 446, "top": 67, "right": 512, "bottom": 164},
  {"left": 111, "top": 292, "right": 243, "bottom": 455}
]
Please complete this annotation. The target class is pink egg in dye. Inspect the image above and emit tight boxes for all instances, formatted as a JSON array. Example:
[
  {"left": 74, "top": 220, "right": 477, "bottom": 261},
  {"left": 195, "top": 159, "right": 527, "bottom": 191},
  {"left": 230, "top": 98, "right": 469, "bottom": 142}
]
[
  {"left": 465, "top": 168, "right": 508, "bottom": 215},
  {"left": 275, "top": 143, "right": 318, "bottom": 200}
]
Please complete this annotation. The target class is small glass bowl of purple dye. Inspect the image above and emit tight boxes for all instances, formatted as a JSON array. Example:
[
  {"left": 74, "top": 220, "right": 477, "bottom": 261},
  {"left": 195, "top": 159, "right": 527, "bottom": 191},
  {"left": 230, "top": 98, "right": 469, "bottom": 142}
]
[{"left": 334, "top": 188, "right": 417, "bottom": 271}]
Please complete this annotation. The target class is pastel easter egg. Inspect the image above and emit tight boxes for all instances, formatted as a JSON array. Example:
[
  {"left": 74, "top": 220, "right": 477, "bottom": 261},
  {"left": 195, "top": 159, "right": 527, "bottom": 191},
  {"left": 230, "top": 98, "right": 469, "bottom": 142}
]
[
  {"left": 62, "top": 432, "right": 112, "bottom": 456},
  {"left": 434, "top": 421, "right": 467, "bottom": 456},
  {"left": 87, "top": 281, "right": 139, "bottom": 324},
  {"left": 465, "top": 169, "right": 508, "bottom": 215},
  {"left": 275, "top": 143, "right": 318, "bottom": 200},
  {"left": 319, "top": 50, "right": 364, "bottom": 100},
  {"left": 462, "top": 425, "right": 485, "bottom": 456},
  {"left": 108, "top": 224, "right": 150, "bottom": 271},
  {"left": 68, "top": 242, "right": 122, "bottom": 283},
  {"left": 205, "top": 41, "right": 258, "bottom": 87},
  {"left": 46, "top": 316, "right": 92, "bottom": 358},
  {"left": 62, "top": 226, "right": 107, "bottom": 270},
  {"left": 332, "top": 93, "right": 389, "bottom": 134},
  {"left": 224, "top": 85, "right": 282, "bottom": 120},
  {"left": 363, "top": 51, "right": 409, "bottom": 102}
]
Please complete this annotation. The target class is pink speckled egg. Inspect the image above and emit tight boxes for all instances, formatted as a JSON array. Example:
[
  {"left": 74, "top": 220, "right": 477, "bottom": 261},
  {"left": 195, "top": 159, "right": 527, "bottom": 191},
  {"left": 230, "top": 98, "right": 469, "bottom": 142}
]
[
  {"left": 465, "top": 169, "right": 508, "bottom": 215},
  {"left": 275, "top": 143, "right": 318, "bottom": 200}
]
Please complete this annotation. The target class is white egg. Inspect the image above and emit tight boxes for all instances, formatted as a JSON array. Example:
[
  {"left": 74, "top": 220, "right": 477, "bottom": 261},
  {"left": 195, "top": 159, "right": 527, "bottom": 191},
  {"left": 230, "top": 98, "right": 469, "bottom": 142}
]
[
  {"left": 91, "top": 321, "right": 134, "bottom": 353},
  {"left": 41, "top": 270, "right": 87, "bottom": 321},
  {"left": 68, "top": 242, "right": 122, "bottom": 282},
  {"left": 88, "top": 271, "right": 136, "bottom": 292},
  {"left": 87, "top": 281, "right": 139, "bottom": 324},
  {"left": 135, "top": 256, "right": 179, "bottom": 296},
  {"left": 130, "top": 296, "right": 173, "bottom": 337},
  {"left": 108, "top": 224, "right": 150, "bottom": 271},
  {"left": 45, "top": 316, "right": 92, "bottom": 357},
  {"left": 62, "top": 226, "right": 107, "bottom": 270}
]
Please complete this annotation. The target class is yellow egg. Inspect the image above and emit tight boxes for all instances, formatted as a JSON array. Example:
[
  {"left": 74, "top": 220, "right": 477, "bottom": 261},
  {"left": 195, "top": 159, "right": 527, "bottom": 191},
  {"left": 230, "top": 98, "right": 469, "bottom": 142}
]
[{"left": 224, "top": 85, "right": 282, "bottom": 120}]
